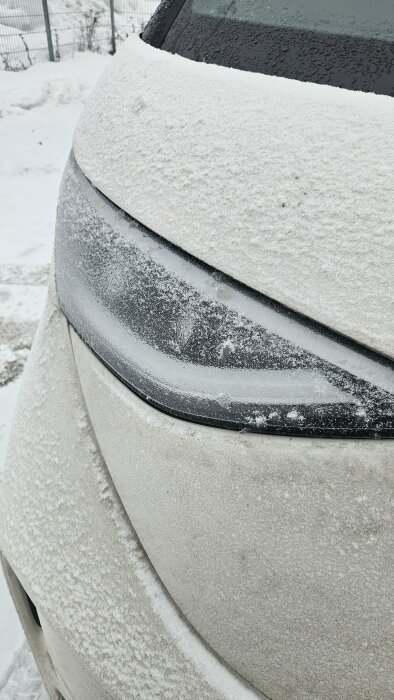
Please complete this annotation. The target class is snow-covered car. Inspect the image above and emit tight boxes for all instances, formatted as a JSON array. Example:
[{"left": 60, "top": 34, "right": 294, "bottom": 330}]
[{"left": 1, "top": 1, "right": 394, "bottom": 699}]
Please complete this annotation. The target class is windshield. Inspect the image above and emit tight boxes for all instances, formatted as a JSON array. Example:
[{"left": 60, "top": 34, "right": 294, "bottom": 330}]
[
  {"left": 193, "top": 0, "right": 394, "bottom": 42},
  {"left": 155, "top": 0, "right": 394, "bottom": 96}
]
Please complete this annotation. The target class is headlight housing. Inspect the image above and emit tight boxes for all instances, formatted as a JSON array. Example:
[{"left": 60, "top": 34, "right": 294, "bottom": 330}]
[{"left": 55, "top": 154, "right": 394, "bottom": 438}]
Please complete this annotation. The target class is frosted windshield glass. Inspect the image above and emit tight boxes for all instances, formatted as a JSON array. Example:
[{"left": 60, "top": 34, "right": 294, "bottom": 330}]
[{"left": 192, "top": 0, "right": 394, "bottom": 41}]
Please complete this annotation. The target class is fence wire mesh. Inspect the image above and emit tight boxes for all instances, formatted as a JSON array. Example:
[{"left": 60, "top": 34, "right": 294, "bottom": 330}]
[{"left": 0, "top": 0, "right": 159, "bottom": 70}]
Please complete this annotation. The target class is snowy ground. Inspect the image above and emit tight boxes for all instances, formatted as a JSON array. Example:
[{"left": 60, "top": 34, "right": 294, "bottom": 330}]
[{"left": 0, "top": 50, "right": 110, "bottom": 699}]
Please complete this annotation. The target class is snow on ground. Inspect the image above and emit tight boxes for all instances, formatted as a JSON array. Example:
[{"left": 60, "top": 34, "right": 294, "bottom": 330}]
[
  {"left": 0, "top": 50, "right": 110, "bottom": 698},
  {"left": 0, "top": 52, "right": 109, "bottom": 263}
]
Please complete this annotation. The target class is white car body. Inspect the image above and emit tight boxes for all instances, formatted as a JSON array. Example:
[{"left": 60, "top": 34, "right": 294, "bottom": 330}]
[{"left": 1, "top": 27, "right": 394, "bottom": 700}]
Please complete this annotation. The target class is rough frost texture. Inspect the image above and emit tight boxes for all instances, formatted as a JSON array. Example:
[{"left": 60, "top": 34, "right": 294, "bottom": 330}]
[
  {"left": 0, "top": 299, "right": 262, "bottom": 700},
  {"left": 74, "top": 36, "right": 394, "bottom": 357}
]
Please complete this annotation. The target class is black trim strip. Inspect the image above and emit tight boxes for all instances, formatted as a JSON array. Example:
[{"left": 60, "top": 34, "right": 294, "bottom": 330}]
[{"left": 142, "top": 0, "right": 187, "bottom": 49}]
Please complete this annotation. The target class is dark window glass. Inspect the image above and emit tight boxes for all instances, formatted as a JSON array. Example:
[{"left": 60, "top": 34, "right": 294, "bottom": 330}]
[{"left": 150, "top": 0, "right": 394, "bottom": 96}]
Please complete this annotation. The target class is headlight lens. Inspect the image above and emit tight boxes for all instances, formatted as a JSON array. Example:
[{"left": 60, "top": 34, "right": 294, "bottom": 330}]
[{"left": 55, "top": 155, "right": 394, "bottom": 438}]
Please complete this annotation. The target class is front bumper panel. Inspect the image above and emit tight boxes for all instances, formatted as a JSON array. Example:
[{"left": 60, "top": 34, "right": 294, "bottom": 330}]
[
  {"left": 0, "top": 297, "right": 262, "bottom": 700},
  {"left": 72, "top": 328, "right": 394, "bottom": 700}
]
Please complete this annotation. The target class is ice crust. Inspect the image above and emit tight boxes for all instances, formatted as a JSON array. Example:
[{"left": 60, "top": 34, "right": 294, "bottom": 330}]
[{"left": 74, "top": 35, "right": 394, "bottom": 357}]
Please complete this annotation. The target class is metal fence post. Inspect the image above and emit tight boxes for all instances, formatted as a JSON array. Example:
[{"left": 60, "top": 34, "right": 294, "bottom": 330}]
[
  {"left": 109, "top": 0, "right": 116, "bottom": 54},
  {"left": 41, "top": 0, "right": 55, "bottom": 62}
]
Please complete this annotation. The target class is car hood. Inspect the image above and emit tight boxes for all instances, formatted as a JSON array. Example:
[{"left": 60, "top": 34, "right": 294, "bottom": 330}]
[{"left": 74, "top": 35, "right": 394, "bottom": 358}]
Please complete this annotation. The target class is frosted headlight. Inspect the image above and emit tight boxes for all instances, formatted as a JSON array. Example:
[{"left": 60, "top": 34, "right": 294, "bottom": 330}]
[{"left": 55, "top": 155, "right": 394, "bottom": 438}]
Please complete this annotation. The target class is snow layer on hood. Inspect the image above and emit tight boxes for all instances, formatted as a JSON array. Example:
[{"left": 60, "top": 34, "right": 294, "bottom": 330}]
[{"left": 74, "top": 35, "right": 394, "bottom": 358}]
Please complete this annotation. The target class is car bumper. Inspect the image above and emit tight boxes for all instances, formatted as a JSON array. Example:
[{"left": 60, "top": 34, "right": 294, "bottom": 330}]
[
  {"left": 0, "top": 287, "right": 262, "bottom": 700},
  {"left": 1, "top": 283, "right": 393, "bottom": 700}
]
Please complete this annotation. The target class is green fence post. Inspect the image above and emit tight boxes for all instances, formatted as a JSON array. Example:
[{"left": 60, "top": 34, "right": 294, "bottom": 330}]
[
  {"left": 41, "top": 0, "right": 55, "bottom": 62},
  {"left": 109, "top": 0, "right": 116, "bottom": 54}
]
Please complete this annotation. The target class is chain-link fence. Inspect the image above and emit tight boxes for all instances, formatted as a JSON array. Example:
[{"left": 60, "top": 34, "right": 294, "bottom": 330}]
[{"left": 0, "top": 0, "right": 159, "bottom": 70}]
